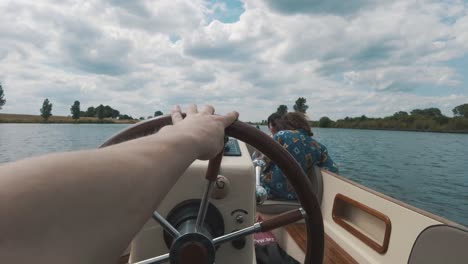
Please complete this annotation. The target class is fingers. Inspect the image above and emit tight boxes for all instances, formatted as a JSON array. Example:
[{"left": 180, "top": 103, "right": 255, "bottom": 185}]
[
  {"left": 171, "top": 105, "right": 183, "bottom": 124},
  {"left": 186, "top": 104, "right": 198, "bottom": 115},
  {"left": 172, "top": 104, "right": 238, "bottom": 128},
  {"left": 200, "top": 105, "right": 215, "bottom": 115}
]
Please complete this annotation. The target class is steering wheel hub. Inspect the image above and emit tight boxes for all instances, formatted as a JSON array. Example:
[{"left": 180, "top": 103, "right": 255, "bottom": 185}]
[{"left": 169, "top": 233, "right": 215, "bottom": 264}]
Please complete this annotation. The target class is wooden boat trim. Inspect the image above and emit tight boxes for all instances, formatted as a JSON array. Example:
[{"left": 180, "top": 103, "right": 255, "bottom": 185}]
[
  {"left": 285, "top": 223, "right": 358, "bottom": 264},
  {"left": 332, "top": 194, "right": 391, "bottom": 254},
  {"left": 323, "top": 170, "right": 466, "bottom": 229},
  {"left": 119, "top": 254, "right": 129, "bottom": 264}
]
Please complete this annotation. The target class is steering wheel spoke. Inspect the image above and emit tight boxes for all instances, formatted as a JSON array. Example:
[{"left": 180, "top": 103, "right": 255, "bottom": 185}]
[
  {"left": 152, "top": 211, "right": 180, "bottom": 238},
  {"left": 213, "top": 208, "right": 306, "bottom": 246},
  {"left": 195, "top": 151, "right": 224, "bottom": 233},
  {"left": 133, "top": 253, "right": 170, "bottom": 264}
]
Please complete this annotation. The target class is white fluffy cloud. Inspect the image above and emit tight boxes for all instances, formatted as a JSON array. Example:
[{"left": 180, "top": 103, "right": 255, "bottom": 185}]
[{"left": 0, "top": 0, "right": 467, "bottom": 121}]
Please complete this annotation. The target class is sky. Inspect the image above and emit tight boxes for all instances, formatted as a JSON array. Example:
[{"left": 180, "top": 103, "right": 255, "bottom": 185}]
[{"left": 1, "top": 0, "right": 468, "bottom": 121}]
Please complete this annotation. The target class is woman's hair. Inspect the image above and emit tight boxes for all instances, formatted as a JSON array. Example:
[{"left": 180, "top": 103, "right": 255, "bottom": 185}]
[
  {"left": 275, "top": 112, "right": 313, "bottom": 136},
  {"left": 267, "top": 113, "right": 282, "bottom": 130}
]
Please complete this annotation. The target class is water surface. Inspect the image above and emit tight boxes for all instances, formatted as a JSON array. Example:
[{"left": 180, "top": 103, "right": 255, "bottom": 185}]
[{"left": 0, "top": 124, "right": 129, "bottom": 163}]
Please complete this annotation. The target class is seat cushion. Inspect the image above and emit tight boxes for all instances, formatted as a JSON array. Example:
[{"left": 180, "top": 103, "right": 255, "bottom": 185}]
[{"left": 409, "top": 225, "right": 468, "bottom": 264}]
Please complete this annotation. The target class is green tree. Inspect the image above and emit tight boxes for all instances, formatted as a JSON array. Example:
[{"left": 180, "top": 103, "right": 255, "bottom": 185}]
[
  {"left": 119, "top": 114, "right": 133, "bottom": 120},
  {"left": 40, "top": 98, "right": 53, "bottom": 121},
  {"left": 70, "top": 100, "right": 80, "bottom": 121},
  {"left": 103, "top": 105, "right": 113, "bottom": 118},
  {"left": 0, "top": 82, "right": 5, "bottom": 110},
  {"left": 411, "top": 108, "right": 443, "bottom": 118},
  {"left": 392, "top": 111, "right": 409, "bottom": 120},
  {"left": 86, "top": 106, "right": 96, "bottom": 117},
  {"left": 154, "top": 110, "right": 163, "bottom": 117},
  {"left": 319, "top": 116, "right": 333, "bottom": 128},
  {"left": 293, "top": 97, "right": 308, "bottom": 113},
  {"left": 96, "top": 104, "right": 105, "bottom": 120},
  {"left": 276, "top": 105, "right": 288, "bottom": 115},
  {"left": 111, "top": 109, "right": 120, "bottom": 119},
  {"left": 453, "top": 104, "right": 468, "bottom": 118}
]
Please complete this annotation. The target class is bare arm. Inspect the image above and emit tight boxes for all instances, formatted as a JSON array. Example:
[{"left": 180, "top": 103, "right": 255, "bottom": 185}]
[{"left": 0, "top": 105, "right": 238, "bottom": 264}]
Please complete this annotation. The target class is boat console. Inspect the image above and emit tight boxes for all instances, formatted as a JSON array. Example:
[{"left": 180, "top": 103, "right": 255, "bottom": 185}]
[{"left": 129, "top": 139, "right": 257, "bottom": 263}]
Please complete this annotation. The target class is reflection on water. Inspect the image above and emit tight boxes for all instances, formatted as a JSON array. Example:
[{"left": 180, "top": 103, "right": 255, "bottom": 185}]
[
  {"left": 0, "top": 124, "right": 130, "bottom": 163},
  {"left": 0, "top": 123, "right": 467, "bottom": 226}
]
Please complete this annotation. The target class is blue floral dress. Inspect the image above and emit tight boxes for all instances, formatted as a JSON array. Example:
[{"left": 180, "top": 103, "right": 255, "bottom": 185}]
[{"left": 260, "top": 129, "right": 339, "bottom": 200}]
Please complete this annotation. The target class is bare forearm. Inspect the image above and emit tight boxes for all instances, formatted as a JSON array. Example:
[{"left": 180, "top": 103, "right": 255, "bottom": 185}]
[
  {"left": 0, "top": 127, "right": 198, "bottom": 263},
  {"left": 0, "top": 104, "right": 238, "bottom": 263}
]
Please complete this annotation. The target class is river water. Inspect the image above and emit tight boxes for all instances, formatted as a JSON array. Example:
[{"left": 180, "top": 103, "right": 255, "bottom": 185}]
[{"left": 0, "top": 123, "right": 467, "bottom": 226}]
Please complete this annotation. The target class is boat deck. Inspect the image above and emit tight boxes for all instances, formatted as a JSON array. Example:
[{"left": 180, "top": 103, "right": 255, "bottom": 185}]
[
  {"left": 118, "top": 223, "right": 356, "bottom": 264},
  {"left": 286, "top": 223, "right": 357, "bottom": 263}
]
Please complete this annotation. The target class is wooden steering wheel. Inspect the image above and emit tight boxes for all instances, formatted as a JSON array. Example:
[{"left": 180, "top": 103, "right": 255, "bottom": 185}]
[{"left": 100, "top": 115, "right": 324, "bottom": 264}]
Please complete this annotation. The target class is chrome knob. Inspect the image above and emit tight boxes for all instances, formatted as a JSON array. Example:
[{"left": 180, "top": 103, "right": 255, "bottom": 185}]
[
  {"left": 235, "top": 215, "right": 244, "bottom": 224},
  {"left": 211, "top": 175, "right": 230, "bottom": 200},
  {"left": 252, "top": 158, "right": 266, "bottom": 168},
  {"left": 256, "top": 185, "right": 268, "bottom": 205}
]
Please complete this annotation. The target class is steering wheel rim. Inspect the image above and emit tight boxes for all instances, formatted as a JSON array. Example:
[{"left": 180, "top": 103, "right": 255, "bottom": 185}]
[{"left": 100, "top": 115, "right": 324, "bottom": 264}]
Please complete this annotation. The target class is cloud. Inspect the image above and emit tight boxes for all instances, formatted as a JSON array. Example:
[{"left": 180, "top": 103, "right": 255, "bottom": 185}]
[
  {"left": 60, "top": 24, "right": 133, "bottom": 76},
  {"left": 183, "top": 10, "right": 277, "bottom": 61},
  {"left": 261, "top": 0, "right": 376, "bottom": 16},
  {"left": 343, "top": 66, "right": 460, "bottom": 91},
  {"left": 0, "top": 0, "right": 467, "bottom": 121},
  {"left": 109, "top": 0, "right": 206, "bottom": 35}
]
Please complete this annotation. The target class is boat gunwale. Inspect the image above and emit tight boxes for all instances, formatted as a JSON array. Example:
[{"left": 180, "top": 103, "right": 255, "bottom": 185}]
[{"left": 323, "top": 169, "right": 467, "bottom": 230}]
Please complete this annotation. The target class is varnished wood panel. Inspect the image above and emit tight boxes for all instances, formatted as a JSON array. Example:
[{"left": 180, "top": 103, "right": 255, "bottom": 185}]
[
  {"left": 285, "top": 223, "right": 358, "bottom": 264},
  {"left": 118, "top": 254, "right": 129, "bottom": 264},
  {"left": 332, "top": 194, "right": 391, "bottom": 254}
]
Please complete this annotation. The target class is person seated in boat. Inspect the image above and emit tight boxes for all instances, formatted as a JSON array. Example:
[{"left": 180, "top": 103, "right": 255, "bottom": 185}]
[
  {"left": 267, "top": 112, "right": 282, "bottom": 135},
  {"left": 251, "top": 113, "right": 282, "bottom": 160},
  {"left": 260, "top": 112, "right": 339, "bottom": 200},
  {"left": 0, "top": 105, "right": 238, "bottom": 264}
]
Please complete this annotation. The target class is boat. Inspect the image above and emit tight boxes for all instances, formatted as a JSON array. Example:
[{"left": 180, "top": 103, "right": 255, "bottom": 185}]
[{"left": 100, "top": 115, "right": 468, "bottom": 264}]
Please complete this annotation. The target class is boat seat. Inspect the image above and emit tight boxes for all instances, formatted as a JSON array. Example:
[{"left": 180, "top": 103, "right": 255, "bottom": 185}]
[
  {"left": 408, "top": 225, "right": 468, "bottom": 264},
  {"left": 257, "top": 166, "right": 323, "bottom": 214}
]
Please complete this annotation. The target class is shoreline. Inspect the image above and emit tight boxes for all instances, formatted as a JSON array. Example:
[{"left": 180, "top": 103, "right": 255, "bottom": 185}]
[
  {"left": 251, "top": 122, "right": 468, "bottom": 135},
  {"left": 0, "top": 113, "right": 137, "bottom": 124},
  {"left": 313, "top": 126, "right": 468, "bottom": 134}
]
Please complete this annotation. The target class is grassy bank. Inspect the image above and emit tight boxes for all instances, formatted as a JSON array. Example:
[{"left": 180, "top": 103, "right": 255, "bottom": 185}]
[
  {"left": 310, "top": 116, "right": 468, "bottom": 134},
  {"left": 0, "top": 113, "right": 137, "bottom": 124},
  {"left": 311, "top": 125, "right": 468, "bottom": 134}
]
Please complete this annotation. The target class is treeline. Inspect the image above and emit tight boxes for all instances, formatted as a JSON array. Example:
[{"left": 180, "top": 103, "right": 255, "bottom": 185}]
[
  {"left": 314, "top": 105, "right": 468, "bottom": 132},
  {"left": 42, "top": 99, "right": 163, "bottom": 122},
  {"left": 79, "top": 105, "right": 127, "bottom": 119},
  {"left": 264, "top": 97, "right": 468, "bottom": 133},
  {"left": 1, "top": 84, "right": 164, "bottom": 122},
  {"left": 0, "top": 82, "right": 5, "bottom": 110},
  {"left": 37, "top": 99, "right": 136, "bottom": 122}
]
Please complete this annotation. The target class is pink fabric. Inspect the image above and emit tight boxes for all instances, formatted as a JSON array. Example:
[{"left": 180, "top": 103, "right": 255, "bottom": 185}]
[{"left": 254, "top": 215, "right": 277, "bottom": 246}]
